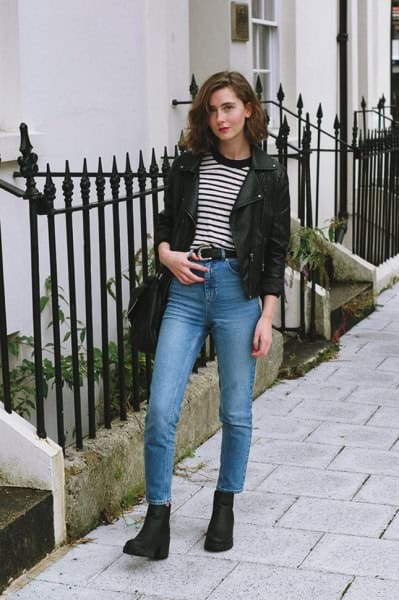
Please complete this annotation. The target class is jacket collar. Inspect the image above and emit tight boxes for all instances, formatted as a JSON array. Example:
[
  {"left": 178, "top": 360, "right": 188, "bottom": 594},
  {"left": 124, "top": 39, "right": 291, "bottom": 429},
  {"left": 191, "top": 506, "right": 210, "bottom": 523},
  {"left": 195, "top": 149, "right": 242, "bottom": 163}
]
[{"left": 177, "top": 143, "right": 277, "bottom": 172}]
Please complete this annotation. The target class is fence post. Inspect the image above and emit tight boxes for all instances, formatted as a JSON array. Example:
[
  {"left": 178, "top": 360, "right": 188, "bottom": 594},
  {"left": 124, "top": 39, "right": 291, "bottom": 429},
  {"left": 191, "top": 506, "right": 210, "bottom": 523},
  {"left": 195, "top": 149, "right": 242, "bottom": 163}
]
[
  {"left": 0, "top": 220, "right": 11, "bottom": 413},
  {"left": 18, "top": 123, "right": 47, "bottom": 439}
]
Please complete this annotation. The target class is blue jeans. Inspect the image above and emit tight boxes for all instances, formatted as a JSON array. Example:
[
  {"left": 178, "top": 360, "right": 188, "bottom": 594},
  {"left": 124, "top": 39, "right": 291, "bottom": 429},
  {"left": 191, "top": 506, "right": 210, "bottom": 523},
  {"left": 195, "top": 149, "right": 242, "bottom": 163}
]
[{"left": 144, "top": 258, "right": 261, "bottom": 504}]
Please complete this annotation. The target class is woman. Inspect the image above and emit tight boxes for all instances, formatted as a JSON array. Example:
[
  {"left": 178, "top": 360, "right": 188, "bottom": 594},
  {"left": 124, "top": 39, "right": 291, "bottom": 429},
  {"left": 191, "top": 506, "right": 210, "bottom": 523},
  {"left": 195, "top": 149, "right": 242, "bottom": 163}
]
[{"left": 123, "top": 71, "right": 290, "bottom": 559}]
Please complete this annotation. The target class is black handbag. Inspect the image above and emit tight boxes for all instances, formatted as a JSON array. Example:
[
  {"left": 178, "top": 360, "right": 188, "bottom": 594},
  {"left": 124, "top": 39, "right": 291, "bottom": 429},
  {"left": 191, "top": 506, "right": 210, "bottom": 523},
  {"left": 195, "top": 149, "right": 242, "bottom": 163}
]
[{"left": 127, "top": 271, "right": 172, "bottom": 354}]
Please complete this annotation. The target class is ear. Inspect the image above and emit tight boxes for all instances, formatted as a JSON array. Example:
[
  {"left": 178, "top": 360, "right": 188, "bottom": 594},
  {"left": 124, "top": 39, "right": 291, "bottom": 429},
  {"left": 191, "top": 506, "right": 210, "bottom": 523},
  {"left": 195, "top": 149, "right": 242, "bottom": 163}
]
[{"left": 244, "top": 102, "right": 253, "bottom": 119}]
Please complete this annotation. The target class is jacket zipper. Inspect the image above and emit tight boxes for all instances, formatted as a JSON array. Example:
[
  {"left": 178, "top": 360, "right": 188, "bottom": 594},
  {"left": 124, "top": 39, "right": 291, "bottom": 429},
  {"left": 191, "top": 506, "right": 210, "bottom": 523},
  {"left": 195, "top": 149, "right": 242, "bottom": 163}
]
[{"left": 248, "top": 252, "right": 254, "bottom": 299}]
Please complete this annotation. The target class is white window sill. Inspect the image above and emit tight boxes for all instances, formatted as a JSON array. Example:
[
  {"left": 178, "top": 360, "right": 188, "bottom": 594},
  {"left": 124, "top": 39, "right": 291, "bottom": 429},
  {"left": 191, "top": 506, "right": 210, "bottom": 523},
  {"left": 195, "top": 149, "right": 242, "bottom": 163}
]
[{"left": 0, "top": 130, "right": 44, "bottom": 163}]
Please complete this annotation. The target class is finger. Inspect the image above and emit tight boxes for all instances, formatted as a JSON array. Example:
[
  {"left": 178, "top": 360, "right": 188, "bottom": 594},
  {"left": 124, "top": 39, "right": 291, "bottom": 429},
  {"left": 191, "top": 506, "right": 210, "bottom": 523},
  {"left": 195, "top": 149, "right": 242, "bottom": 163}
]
[{"left": 186, "top": 261, "right": 208, "bottom": 272}]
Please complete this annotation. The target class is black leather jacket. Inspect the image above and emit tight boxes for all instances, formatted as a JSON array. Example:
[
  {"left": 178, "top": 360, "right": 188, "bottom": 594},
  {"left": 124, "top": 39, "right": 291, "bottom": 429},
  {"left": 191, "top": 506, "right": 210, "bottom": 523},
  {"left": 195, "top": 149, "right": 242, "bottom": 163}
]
[{"left": 155, "top": 144, "right": 290, "bottom": 299}]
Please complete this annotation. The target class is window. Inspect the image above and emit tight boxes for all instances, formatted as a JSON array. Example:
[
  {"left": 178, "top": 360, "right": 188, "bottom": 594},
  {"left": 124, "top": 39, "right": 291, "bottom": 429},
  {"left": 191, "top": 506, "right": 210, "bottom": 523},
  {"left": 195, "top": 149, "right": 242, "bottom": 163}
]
[{"left": 251, "top": 0, "right": 278, "bottom": 125}]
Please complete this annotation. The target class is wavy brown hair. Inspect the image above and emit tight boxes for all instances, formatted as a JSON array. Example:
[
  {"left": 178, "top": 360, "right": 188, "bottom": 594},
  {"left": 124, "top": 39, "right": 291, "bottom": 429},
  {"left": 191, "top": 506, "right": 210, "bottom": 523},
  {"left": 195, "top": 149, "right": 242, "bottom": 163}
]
[{"left": 181, "top": 71, "right": 268, "bottom": 154}]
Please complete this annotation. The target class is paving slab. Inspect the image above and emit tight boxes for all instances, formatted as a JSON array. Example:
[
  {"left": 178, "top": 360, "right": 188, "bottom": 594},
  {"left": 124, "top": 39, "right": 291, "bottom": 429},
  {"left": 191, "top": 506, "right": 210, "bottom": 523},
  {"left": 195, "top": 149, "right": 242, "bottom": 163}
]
[
  {"left": 354, "top": 474, "right": 399, "bottom": 505},
  {"left": 175, "top": 485, "right": 295, "bottom": 528},
  {"left": 252, "top": 415, "right": 320, "bottom": 441},
  {"left": 343, "top": 577, "right": 399, "bottom": 600},
  {"left": 188, "top": 522, "right": 321, "bottom": 567},
  {"left": 345, "top": 387, "right": 399, "bottom": 407},
  {"left": 33, "top": 543, "right": 122, "bottom": 587},
  {"left": 325, "top": 366, "right": 399, "bottom": 387},
  {"left": 206, "top": 563, "right": 351, "bottom": 600},
  {"left": 367, "top": 406, "right": 399, "bottom": 429},
  {"left": 250, "top": 439, "right": 342, "bottom": 468},
  {"left": 276, "top": 497, "right": 395, "bottom": 537},
  {"left": 303, "top": 533, "right": 399, "bottom": 580},
  {"left": 258, "top": 465, "right": 366, "bottom": 500},
  {"left": 289, "top": 398, "right": 377, "bottom": 424},
  {"left": 328, "top": 447, "right": 399, "bottom": 477},
  {"left": 306, "top": 421, "right": 399, "bottom": 450},
  {"left": 356, "top": 341, "right": 399, "bottom": 357},
  {"left": 2, "top": 581, "right": 141, "bottom": 599},
  {"left": 377, "top": 356, "right": 399, "bottom": 372},
  {"left": 90, "top": 554, "right": 237, "bottom": 599},
  {"left": 274, "top": 382, "right": 354, "bottom": 402},
  {"left": 252, "top": 395, "right": 304, "bottom": 416}
]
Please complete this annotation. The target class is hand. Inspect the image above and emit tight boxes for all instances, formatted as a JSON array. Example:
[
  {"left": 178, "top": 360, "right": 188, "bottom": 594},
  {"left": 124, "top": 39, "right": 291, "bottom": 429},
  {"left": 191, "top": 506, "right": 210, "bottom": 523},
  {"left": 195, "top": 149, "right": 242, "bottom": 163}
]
[
  {"left": 252, "top": 316, "right": 273, "bottom": 358},
  {"left": 159, "top": 247, "right": 208, "bottom": 285}
]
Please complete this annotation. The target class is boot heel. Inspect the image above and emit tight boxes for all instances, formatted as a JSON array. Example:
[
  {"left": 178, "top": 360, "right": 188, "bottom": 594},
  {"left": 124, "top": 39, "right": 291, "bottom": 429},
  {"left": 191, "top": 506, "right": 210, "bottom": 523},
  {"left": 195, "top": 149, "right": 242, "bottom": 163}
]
[{"left": 154, "top": 539, "right": 170, "bottom": 560}]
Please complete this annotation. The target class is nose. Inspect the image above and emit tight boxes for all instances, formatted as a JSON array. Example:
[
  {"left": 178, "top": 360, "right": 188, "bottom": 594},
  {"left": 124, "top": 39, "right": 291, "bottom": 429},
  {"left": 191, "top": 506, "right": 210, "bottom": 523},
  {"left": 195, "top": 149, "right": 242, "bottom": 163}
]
[{"left": 216, "top": 109, "right": 224, "bottom": 123}]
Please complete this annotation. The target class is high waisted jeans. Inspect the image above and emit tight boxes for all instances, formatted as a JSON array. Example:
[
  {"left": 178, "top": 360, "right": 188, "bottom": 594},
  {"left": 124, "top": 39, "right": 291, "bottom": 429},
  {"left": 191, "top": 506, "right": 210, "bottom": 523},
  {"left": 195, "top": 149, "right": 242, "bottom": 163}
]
[{"left": 144, "top": 258, "right": 261, "bottom": 505}]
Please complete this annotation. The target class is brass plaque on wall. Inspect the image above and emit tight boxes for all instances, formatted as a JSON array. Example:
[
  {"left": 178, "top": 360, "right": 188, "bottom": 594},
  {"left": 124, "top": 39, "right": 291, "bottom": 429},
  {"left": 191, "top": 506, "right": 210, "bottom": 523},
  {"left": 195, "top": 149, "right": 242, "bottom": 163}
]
[{"left": 231, "top": 2, "right": 249, "bottom": 42}]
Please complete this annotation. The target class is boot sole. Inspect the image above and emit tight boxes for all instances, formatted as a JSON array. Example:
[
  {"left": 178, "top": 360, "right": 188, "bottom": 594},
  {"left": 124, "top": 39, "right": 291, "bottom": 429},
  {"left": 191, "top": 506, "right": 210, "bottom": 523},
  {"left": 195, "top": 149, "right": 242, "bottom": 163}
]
[
  {"left": 204, "top": 538, "right": 233, "bottom": 552},
  {"left": 123, "top": 541, "right": 170, "bottom": 560}
]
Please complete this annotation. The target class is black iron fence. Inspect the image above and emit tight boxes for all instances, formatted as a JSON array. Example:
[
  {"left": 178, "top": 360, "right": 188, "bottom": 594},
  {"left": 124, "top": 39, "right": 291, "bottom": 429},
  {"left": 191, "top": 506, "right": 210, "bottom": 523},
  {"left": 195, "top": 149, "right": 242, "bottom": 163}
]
[
  {"left": 1, "top": 78, "right": 399, "bottom": 451},
  {"left": 0, "top": 125, "right": 212, "bottom": 450}
]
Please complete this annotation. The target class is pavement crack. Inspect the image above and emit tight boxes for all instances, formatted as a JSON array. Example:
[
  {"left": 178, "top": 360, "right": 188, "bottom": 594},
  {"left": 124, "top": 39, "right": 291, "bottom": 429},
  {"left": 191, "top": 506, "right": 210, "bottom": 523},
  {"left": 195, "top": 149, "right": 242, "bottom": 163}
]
[
  {"left": 340, "top": 577, "right": 355, "bottom": 598},
  {"left": 378, "top": 506, "right": 399, "bottom": 539}
]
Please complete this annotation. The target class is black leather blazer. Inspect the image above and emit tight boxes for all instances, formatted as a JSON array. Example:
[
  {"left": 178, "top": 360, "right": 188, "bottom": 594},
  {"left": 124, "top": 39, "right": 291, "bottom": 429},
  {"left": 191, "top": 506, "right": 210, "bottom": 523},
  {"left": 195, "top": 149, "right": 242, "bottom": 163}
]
[{"left": 155, "top": 144, "right": 290, "bottom": 299}]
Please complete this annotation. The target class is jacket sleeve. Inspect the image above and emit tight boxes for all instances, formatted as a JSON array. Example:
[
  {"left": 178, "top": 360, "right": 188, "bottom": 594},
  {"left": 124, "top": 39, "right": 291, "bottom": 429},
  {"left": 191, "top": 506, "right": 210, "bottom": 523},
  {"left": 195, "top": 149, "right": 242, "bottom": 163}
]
[
  {"left": 154, "top": 159, "right": 180, "bottom": 249},
  {"left": 260, "top": 166, "right": 290, "bottom": 298}
]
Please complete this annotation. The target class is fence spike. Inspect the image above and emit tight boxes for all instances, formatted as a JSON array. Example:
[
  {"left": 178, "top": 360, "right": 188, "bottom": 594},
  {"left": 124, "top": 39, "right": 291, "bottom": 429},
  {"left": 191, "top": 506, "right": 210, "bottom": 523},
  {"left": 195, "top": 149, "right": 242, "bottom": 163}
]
[
  {"left": 95, "top": 157, "right": 105, "bottom": 197},
  {"left": 255, "top": 75, "right": 263, "bottom": 100},
  {"left": 301, "top": 112, "right": 312, "bottom": 149},
  {"left": 334, "top": 114, "right": 340, "bottom": 131},
  {"left": 137, "top": 150, "right": 147, "bottom": 188},
  {"left": 316, "top": 103, "right": 323, "bottom": 121},
  {"left": 62, "top": 160, "right": 74, "bottom": 203},
  {"left": 149, "top": 148, "right": 159, "bottom": 180},
  {"left": 277, "top": 83, "right": 285, "bottom": 104},
  {"left": 162, "top": 146, "right": 170, "bottom": 181},
  {"left": 125, "top": 152, "right": 133, "bottom": 175},
  {"left": 18, "top": 123, "right": 39, "bottom": 193},
  {"left": 80, "top": 158, "right": 90, "bottom": 202},
  {"left": 296, "top": 93, "right": 303, "bottom": 111},
  {"left": 44, "top": 163, "right": 56, "bottom": 205},
  {"left": 361, "top": 96, "right": 367, "bottom": 110},
  {"left": 189, "top": 74, "right": 198, "bottom": 99},
  {"left": 110, "top": 156, "right": 120, "bottom": 196},
  {"left": 282, "top": 115, "right": 290, "bottom": 136},
  {"left": 381, "top": 93, "right": 386, "bottom": 106}
]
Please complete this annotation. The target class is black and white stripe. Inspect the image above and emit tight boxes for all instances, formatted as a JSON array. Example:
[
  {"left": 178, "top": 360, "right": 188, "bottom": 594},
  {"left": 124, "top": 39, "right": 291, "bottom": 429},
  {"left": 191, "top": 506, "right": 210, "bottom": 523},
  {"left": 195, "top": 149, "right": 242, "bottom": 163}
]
[{"left": 191, "top": 152, "right": 250, "bottom": 251}]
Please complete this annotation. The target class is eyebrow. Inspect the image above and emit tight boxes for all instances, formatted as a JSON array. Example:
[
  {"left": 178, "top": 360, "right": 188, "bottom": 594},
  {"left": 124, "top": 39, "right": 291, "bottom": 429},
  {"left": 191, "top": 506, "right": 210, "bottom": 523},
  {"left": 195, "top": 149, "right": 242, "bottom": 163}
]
[{"left": 209, "top": 101, "right": 236, "bottom": 109}]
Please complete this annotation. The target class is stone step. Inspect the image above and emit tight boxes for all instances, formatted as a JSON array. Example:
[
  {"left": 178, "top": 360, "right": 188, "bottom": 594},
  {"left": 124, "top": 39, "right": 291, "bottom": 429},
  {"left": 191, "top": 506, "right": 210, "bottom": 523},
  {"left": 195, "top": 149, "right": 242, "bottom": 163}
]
[
  {"left": 330, "top": 281, "right": 374, "bottom": 341},
  {"left": 0, "top": 486, "right": 54, "bottom": 593}
]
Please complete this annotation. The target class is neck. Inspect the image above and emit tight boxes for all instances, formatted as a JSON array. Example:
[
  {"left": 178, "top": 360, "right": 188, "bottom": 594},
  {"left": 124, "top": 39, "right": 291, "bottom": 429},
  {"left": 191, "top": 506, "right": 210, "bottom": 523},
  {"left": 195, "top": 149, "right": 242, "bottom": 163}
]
[{"left": 217, "top": 139, "right": 251, "bottom": 161}]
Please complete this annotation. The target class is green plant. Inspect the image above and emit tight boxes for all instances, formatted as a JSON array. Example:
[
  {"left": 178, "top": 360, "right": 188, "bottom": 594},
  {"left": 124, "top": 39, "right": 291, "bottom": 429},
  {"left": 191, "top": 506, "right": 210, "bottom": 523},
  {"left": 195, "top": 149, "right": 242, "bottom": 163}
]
[
  {"left": 287, "top": 220, "right": 341, "bottom": 288},
  {"left": 0, "top": 253, "right": 154, "bottom": 421}
]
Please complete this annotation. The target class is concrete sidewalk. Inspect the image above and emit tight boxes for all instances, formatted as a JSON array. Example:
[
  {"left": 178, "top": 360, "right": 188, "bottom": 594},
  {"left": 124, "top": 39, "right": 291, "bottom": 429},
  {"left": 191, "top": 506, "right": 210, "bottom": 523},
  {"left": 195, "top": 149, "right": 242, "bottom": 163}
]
[{"left": 3, "top": 283, "right": 399, "bottom": 600}]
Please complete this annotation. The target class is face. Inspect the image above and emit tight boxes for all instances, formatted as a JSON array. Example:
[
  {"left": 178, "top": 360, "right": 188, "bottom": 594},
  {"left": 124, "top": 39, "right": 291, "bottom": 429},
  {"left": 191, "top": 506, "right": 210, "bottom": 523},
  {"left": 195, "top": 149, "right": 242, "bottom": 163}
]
[{"left": 207, "top": 86, "right": 252, "bottom": 146}]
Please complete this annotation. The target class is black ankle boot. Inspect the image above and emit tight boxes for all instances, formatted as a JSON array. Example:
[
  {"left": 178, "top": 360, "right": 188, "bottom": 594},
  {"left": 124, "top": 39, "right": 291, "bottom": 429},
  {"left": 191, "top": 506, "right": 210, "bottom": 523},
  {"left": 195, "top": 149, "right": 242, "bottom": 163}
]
[
  {"left": 204, "top": 490, "right": 234, "bottom": 552},
  {"left": 123, "top": 503, "right": 170, "bottom": 560}
]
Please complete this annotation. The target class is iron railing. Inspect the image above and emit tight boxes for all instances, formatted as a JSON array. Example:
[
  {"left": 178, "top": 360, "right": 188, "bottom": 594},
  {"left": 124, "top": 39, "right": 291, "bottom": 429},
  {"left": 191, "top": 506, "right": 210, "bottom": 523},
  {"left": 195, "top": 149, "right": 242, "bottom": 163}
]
[{"left": 0, "top": 124, "right": 212, "bottom": 450}]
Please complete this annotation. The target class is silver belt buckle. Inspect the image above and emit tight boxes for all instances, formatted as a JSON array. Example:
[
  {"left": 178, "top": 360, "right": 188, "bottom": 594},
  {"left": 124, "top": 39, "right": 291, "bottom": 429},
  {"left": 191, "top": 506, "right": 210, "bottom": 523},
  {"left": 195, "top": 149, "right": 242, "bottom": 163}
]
[{"left": 197, "top": 245, "right": 212, "bottom": 260}]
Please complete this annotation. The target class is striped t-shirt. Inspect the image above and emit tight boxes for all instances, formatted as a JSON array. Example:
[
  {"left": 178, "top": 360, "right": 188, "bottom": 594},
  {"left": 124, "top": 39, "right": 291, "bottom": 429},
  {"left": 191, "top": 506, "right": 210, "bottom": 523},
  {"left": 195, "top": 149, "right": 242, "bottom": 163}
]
[{"left": 191, "top": 151, "right": 251, "bottom": 251}]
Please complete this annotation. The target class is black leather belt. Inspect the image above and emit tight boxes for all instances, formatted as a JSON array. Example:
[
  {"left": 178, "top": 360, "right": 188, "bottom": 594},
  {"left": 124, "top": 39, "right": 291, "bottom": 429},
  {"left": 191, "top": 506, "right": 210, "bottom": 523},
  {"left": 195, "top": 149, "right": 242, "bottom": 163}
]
[{"left": 193, "top": 246, "right": 237, "bottom": 260}]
